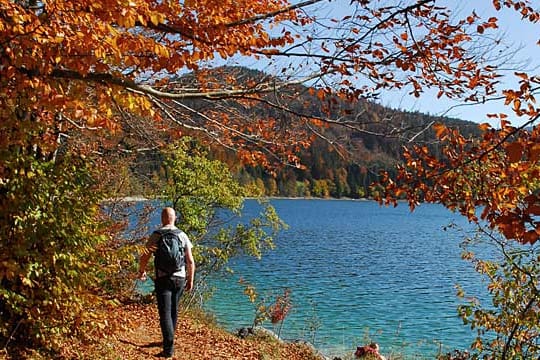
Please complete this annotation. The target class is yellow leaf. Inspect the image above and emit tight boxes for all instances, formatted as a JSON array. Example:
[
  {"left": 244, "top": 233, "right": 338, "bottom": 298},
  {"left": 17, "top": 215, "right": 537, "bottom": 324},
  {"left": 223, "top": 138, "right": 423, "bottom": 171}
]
[
  {"left": 22, "top": 277, "right": 33, "bottom": 287},
  {"left": 138, "top": 14, "right": 146, "bottom": 26},
  {"left": 150, "top": 13, "right": 161, "bottom": 26},
  {"left": 513, "top": 98, "right": 522, "bottom": 112}
]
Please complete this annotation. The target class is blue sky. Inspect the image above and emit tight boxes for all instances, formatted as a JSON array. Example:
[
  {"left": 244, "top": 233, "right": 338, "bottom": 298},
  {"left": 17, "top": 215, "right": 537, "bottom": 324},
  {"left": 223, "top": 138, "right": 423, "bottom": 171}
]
[
  {"left": 222, "top": 1, "right": 540, "bottom": 126},
  {"left": 399, "top": 1, "right": 540, "bottom": 126},
  {"left": 325, "top": 0, "right": 540, "bottom": 126}
]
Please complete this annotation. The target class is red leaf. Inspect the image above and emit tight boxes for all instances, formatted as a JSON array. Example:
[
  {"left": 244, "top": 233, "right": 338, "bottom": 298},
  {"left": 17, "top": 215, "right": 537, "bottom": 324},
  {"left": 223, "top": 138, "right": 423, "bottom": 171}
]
[
  {"left": 505, "top": 142, "right": 522, "bottom": 163},
  {"left": 523, "top": 230, "right": 538, "bottom": 244},
  {"left": 529, "top": 144, "right": 540, "bottom": 162},
  {"left": 527, "top": 205, "right": 540, "bottom": 215}
]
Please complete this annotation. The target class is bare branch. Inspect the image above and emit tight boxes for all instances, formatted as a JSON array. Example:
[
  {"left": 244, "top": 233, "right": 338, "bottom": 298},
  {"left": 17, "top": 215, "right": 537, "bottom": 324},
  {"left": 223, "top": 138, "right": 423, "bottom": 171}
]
[
  {"left": 243, "top": 95, "right": 409, "bottom": 139},
  {"left": 408, "top": 120, "right": 435, "bottom": 143},
  {"left": 50, "top": 68, "right": 327, "bottom": 100}
]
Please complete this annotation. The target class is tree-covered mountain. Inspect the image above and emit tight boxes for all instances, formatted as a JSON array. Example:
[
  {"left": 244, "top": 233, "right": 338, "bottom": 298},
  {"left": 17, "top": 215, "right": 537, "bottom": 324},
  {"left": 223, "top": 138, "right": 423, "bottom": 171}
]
[
  {"left": 179, "top": 66, "right": 482, "bottom": 199},
  {"left": 127, "top": 66, "right": 481, "bottom": 198}
]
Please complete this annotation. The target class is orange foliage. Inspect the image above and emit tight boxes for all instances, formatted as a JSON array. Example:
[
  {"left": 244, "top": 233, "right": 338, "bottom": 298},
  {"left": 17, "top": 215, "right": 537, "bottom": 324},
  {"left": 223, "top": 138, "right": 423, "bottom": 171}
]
[
  {"left": 2, "top": 0, "right": 540, "bottom": 168},
  {"left": 377, "top": 122, "right": 540, "bottom": 245},
  {"left": 0, "top": 0, "right": 310, "bottom": 166},
  {"left": 2, "top": 1, "right": 539, "bottom": 157},
  {"left": 2, "top": 0, "right": 540, "bottom": 234}
]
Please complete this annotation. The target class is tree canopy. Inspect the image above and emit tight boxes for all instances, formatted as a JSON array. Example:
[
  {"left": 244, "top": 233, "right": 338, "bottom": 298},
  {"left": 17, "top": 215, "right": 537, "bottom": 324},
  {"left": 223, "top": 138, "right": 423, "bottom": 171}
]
[{"left": 2, "top": 0, "right": 539, "bottom": 164}]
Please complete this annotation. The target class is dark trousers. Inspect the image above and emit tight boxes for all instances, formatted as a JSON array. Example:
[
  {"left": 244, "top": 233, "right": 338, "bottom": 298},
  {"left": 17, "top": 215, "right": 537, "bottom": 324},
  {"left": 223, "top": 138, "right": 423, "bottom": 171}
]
[{"left": 155, "top": 276, "right": 185, "bottom": 355}]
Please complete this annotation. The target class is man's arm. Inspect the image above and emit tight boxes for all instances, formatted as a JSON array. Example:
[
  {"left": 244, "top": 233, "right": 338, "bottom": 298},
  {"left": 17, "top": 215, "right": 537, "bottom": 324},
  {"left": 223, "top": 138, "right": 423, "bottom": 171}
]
[
  {"left": 138, "top": 234, "right": 157, "bottom": 280},
  {"left": 184, "top": 245, "right": 195, "bottom": 291},
  {"left": 138, "top": 247, "right": 152, "bottom": 280}
]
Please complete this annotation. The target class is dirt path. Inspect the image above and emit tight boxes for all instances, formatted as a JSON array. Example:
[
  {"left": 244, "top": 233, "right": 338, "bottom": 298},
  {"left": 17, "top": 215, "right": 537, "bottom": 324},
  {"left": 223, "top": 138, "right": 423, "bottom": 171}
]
[{"left": 99, "top": 303, "right": 322, "bottom": 360}]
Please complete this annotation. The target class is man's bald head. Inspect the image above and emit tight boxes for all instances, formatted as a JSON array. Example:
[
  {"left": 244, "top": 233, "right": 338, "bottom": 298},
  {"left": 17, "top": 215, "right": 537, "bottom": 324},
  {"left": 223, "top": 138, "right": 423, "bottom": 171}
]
[{"left": 161, "top": 207, "right": 176, "bottom": 226}]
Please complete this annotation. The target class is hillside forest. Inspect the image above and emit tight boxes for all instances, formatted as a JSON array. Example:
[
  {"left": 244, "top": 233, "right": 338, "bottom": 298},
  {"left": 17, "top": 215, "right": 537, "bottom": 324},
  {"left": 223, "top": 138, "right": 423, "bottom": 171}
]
[{"left": 131, "top": 67, "right": 483, "bottom": 199}]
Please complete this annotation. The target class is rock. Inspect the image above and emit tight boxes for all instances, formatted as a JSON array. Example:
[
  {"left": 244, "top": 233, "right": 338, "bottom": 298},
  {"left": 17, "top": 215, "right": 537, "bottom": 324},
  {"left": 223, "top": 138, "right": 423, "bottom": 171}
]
[
  {"left": 252, "top": 326, "right": 281, "bottom": 341},
  {"left": 236, "top": 327, "right": 254, "bottom": 339}
]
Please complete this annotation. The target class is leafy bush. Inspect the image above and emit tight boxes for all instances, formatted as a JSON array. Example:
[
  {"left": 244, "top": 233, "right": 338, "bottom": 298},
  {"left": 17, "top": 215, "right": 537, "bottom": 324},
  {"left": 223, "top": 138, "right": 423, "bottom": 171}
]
[
  {"left": 0, "top": 153, "right": 116, "bottom": 351},
  {"left": 457, "top": 229, "right": 540, "bottom": 359}
]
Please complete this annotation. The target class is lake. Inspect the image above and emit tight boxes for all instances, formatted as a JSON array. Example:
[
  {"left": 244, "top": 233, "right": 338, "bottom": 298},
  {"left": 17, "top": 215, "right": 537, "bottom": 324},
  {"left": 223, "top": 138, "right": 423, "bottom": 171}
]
[{"left": 201, "top": 199, "right": 488, "bottom": 359}]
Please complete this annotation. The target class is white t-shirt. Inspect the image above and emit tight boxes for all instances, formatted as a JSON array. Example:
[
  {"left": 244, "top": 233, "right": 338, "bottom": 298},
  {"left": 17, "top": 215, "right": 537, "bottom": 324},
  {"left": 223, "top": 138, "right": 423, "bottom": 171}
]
[{"left": 148, "top": 224, "right": 193, "bottom": 278}]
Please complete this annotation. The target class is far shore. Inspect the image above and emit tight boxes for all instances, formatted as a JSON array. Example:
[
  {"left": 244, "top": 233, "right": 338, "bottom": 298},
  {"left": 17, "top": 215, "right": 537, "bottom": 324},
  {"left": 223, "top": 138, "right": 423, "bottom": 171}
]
[{"left": 108, "top": 195, "right": 377, "bottom": 202}]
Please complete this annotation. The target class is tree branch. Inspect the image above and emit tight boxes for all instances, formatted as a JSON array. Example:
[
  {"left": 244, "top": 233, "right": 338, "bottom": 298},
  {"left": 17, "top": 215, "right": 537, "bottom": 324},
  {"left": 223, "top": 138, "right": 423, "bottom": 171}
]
[
  {"left": 502, "top": 296, "right": 537, "bottom": 360},
  {"left": 49, "top": 68, "right": 325, "bottom": 100},
  {"left": 224, "top": 0, "right": 323, "bottom": 28},
  {"left": 426, "top": 114, "right": 540, "bottom": 180},
  {"left": 334, "top": 0, "right": 435, "bottom": 59},
  {"left": 244, "top": 95, "right": 411, "bottom": 139}
]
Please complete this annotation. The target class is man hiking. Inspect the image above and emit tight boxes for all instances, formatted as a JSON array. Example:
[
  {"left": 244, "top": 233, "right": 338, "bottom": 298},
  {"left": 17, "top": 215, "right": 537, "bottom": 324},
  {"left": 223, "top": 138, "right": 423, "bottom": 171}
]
[{"left": 138, "top": 207, "right": 195, "bottom": 358}]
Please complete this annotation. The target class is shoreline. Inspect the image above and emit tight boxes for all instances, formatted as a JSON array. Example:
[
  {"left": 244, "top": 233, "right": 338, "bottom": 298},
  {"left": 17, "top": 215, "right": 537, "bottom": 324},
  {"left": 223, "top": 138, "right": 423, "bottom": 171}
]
[{"left": 108, "top": 195, "right": 376, "bottom": 202}]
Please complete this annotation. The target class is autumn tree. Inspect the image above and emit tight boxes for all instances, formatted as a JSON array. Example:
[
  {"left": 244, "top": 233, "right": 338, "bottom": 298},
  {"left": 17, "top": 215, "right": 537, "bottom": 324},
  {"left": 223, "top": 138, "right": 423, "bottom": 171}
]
[
  {"left": 2, "top": 0, "right": 540, "bottom": 357},
  {"left": 379, "top": 123, "right": 540, "bottom": 245},
  {"left": 457, "top": 229, "right": 539, "bottom": 359},
  {"left": 377, "top": 122, "right": 540, "bottom": 358},
  {"left": 0, "top": 153, "right": 119, "bottom": 350},
  {"left": 4, "top": 0, "right": 534, "bottom": 161}
]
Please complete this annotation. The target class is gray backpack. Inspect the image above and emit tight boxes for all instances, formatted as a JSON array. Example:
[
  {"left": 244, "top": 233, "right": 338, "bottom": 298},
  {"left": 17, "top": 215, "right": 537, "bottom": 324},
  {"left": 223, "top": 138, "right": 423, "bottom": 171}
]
[{"left": 153, "top": 229, "right": 185, "bottom": 275}]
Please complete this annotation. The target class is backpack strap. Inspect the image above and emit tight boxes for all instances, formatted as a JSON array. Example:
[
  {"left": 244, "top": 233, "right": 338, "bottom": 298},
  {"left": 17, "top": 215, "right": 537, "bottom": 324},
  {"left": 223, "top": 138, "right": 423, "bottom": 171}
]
[
  {"left": 154, "top": 228, "right": 182, "bottom": 236},
  {"left": 154, "top": 228, "right": 183, "bottom": 243}
]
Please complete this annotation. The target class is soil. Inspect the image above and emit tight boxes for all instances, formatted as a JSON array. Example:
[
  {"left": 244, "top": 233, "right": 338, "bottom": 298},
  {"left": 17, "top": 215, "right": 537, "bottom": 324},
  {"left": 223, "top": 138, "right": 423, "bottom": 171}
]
[{"left": 55, "top": 303, "right": 324, "bottom": 360}]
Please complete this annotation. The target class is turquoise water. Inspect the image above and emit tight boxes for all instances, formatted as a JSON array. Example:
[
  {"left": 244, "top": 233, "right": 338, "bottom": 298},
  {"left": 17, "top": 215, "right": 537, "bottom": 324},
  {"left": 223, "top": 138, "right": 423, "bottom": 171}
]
[{"left": 203, "top": 199, "right": 487, "bottom": 359}]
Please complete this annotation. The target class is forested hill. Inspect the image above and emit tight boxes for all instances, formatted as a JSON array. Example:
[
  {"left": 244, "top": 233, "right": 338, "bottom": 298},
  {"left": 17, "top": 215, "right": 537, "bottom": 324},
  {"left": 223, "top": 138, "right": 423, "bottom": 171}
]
[
  {"left": 132, "top": 66, "right": 480, "bottom": 199},
  {"left": 174, "top": 66, "right": 480, "bottom": 199}
]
